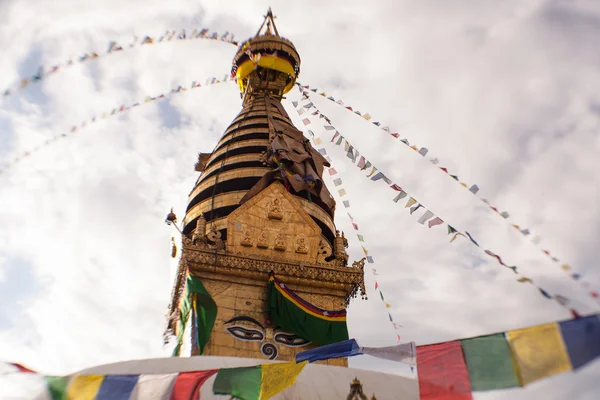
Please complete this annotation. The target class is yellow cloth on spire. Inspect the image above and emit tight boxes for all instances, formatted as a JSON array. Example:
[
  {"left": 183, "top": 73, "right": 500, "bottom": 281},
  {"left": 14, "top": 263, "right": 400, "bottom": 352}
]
[
  {"left": 506, "top": 323, "right": 572, "bottom": 385},
  {"left": 236, "top": 56, "right": 296, "bottom": 94},
  {"left": 260, "top": 361, "right": 307, "bottom": 400}
]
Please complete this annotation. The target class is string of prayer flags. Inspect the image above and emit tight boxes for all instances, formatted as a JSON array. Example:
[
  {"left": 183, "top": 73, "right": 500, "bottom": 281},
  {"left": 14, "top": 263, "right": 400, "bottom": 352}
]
[
  {"left": 417, "top": 313, "right": 600, "bottom": 398},
  {"left": 292, "top": 96, "right": 402, "bottom": 342},
  {"left": 2, "top": 29, "right": 238, "bottom": 100},
  {"left": 0, "top": 76, "right": 234, "bottom": 177},
  {"left": 294, "top": 86, "right": 584, "bottom": 313},
  {"left": 300, "top": 83, "right": 599, "bottom": 303}
]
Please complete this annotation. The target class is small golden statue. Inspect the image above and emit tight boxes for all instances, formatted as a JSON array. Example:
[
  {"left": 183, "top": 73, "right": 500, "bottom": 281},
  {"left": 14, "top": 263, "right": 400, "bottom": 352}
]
[
  {"left": 257, "top": 231, "right": 269, "bottom": 248},
  {"left": 295, "top": 236, "right": 309, "bottom": 254},
  {"left": 241, "top": 227, "right": 253, "bottom": 247},
  {"left": 268, "top": 198, "right": 284, "bottom": 220},
  {"left": 274, "top": 233, "right": 287, "bottom": 251}
]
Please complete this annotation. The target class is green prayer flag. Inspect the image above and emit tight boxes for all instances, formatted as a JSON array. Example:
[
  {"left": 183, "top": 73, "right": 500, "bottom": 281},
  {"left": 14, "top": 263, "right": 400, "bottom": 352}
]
[
  {"left": 267, "top": 273, "right": 348, "bottom": 345},
  {"left": 172, "top": 274, "right": 217, "bottom": 356},
  {"left": 447, "top": 225, "right": 457, "bottom": 235},
  {"left": 213, "top": 366, "right": 262, "bottom": 400},
  {"left": 461, "top": 334, "right": 519, "bottom": 391},
  {"left": 380, "top": 291, "right": 384, "bottom": 301},
  {"left": 45, "top": 376, "right": 68, "bottom": 400},
  {"left": 188, "top": 275, "right": 218, "bottom": 355}
]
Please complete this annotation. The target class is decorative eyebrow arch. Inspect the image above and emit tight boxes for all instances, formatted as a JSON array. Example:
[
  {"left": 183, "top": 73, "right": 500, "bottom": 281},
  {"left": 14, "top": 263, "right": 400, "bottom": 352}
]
[{"left": 224, "top": 316, "right": 264, "bottom": 329}]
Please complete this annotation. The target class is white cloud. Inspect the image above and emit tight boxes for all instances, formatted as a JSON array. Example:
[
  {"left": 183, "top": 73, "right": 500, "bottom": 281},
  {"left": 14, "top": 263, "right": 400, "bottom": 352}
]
[{"left": 0, "top": 0, "right": 599, "bottom": 398}]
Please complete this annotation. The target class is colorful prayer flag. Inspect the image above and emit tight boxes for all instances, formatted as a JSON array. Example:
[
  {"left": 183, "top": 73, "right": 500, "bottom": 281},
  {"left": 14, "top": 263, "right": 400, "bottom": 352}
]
[
  {"left": 361, "top": 342, "right": 416, "bottom": 366},
  {"left": 460, "top": 334, "right": 519, "bottom": 391},
  {"left": 213, "top": 361, "right": 306, "bottom": 400},
  {"left": 506, "top": 323, "right": 572, "bottom": 385},
  {"left": 296, "top": 339, "right": 360, "bottom": 363},
  {"left": 428, "top": 217, "right": 444, "bottom": 228},
  {"left": 417, "top": 341, "right": 473, "bottom": 400},
  {"left": 267, "top": 273, "right": 348, "bottom": 345},
  {"left": 559, "top": 315, "right": 600, "bottom": 369}
]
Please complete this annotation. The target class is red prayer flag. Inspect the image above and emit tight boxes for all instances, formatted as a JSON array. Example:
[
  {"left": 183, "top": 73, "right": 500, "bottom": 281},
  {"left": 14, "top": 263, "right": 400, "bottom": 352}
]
[
  {"left": 440, "top": 167, "right": 448, "bottom": 173},
  {"left": 170, "top": 369, "right": 218, "bottom": 400},
  {"left": 375, "top": 282, "right": 379, "bottom": 290},
  {"left": 10, "top": 363, "right": 36, "bottom": 373},
  {"left": 591, "top": 291, "right": 599, "bottom": 298},
  {"left": 417, "top": 341, "right": 473, "bottom": 400}
]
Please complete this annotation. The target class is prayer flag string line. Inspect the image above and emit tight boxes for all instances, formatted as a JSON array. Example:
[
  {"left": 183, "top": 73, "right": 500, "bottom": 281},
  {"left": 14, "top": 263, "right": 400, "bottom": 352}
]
[
  {"left": 2, "top": 29, "right": 237, "bottom": 100},
  {"left": 295, "top": 84, "right": 591, "bottom": 316},
  {"left": 298, "top": 83, "right": 599, "bottom": 305},
  {"left": 0, "top": 76, "right": 234, "bottom": 176},
  {"left": 292, "top": 99, "right": 403, "bottom": 343}
]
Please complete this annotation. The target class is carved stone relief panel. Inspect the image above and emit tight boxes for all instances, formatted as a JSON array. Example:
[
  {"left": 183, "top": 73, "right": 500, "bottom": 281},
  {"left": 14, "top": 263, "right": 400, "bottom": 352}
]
[{"left": 226, "top": 182, "right": 324, "bottom": 263}]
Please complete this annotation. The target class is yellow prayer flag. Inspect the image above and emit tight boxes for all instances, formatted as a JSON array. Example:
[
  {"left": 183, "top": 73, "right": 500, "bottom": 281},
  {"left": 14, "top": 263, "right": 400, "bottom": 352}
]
[
  {"left": 260, "top": 361, "right": 307, "bottom": 400},
  {"left": 366, "top": 167, "right": 377, "bottom": 178},
  {"left": 384, "top": 302, "right": 391, "bottom": 308},
  {"left": 410, "top": 145, "right": 418, "bottom": 151},
  {"left": 507, "top": 323, "right": 572, "bottom": 386},
  {"left": 67, "top": 375, "right": 104, "bottom": 400},
  {"left": 405, "top": 197, "right": 417, "bottom": 208},
  {"left": 517, "top": 277, "right": 533, "bottom": 283},
  {"left": 561, "top": 264, "right": 570, "bottom": 271},
  {"left": 338, "top": 189, "right": 346, "bottom": 197},
  {"left": 361, "top": 246, "right": 368, "bottom": 255},
  {"left": 450, "top": 232, "right": 465, "bottom": 243},
  {"left": 460, "top": 182, "right": 468, "bottom": 188},
  {"left": 314, "top": 137, "right": 323, "bottom": 145}
]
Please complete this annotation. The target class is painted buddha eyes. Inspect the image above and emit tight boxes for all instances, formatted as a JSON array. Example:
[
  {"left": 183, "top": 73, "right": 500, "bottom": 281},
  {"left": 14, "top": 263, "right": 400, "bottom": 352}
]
[
  {"left": 224, "top": 315, "right": 311, "bottom": 360},
  {"left": 274, "top": 332, "right": 310, "bottom": 347},
  {"left": 226, "top": 326, "right": 264, "bottom": 341}
]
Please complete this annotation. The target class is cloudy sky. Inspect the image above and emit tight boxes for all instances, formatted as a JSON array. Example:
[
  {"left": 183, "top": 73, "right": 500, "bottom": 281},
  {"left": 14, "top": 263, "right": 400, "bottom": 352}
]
[{"left": 1, "top": 0, "right": 600, "bottom": 398}]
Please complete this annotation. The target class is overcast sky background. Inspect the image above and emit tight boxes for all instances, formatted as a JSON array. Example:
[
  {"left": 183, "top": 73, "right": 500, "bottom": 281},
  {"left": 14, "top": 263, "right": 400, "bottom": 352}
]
[{"left": 1, "top": 0, "right": 600, "bottom": 398}]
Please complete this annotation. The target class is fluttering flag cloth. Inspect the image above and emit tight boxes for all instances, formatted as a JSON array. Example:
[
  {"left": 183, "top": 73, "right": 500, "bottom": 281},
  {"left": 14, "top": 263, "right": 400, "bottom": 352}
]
[
  {"left": 460, "top": 334, "right": 519, "bottom": 391},
  {"left": 416, "top": 341, "right": 473, "bottom": 400},
  {"left": 506, "top": 323, "right": 572, "bottom": 385},
  {"left": 559, "top": 315, "right": 600, "bottom": 369},
  {"left": 171, "top": 370, "right": 219, "bottom": 400},
  {"left": 96, "top": 375, "right": 139, "bottom": 400},
  {"left": 67, "top": 375, "right": 104, "bottom": 399},
  {"left": 360, "top": 342, "right": 416, "bottom": 366},
  {"left": 267, "top": 272, "right": 349, "bottom": 345},
  {"left": 188, "top": 275, "right": 218, "bottom": 355},
  {"left": 213, "top": 361, "right": 307, "bottom": 400},
  {"left": 295, "top": 339, "right": 361, "bottom": 363},
  {"left": 130, "top": 374, "right": 179, "bottom": 399}
]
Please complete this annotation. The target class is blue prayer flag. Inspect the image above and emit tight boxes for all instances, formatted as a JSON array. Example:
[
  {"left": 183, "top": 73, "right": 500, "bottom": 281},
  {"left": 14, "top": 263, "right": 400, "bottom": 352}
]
[
  {"left": 96, "top": 375, "right": 139, "bottom": 400},
  {"left": 559, "top": 315, "right": 600, "bottom": 369},
  {"left": 296, "top": 339, "right": 361, "bottom": 363}
]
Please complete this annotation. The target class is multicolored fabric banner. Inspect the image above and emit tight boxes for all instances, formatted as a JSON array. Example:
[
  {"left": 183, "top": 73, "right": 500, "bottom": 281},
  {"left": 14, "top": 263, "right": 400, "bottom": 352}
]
[
  {"left": 267, "top": 272, "right": 348, "bottom": 346},
  {"left": 299, "top": 83, "right": 599, "bottom": 306},
  {"left": 0, "top": 76, "right": 234, "bottom": 177},
  {"left": 294, "top": 86, "right": 586, "bottom": 315},
  {"left": 213, "top": 361, "right": 307, "bottom": 400},
  {"left": 2, "top": 29, "right": 237, "bottom": 99}
]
